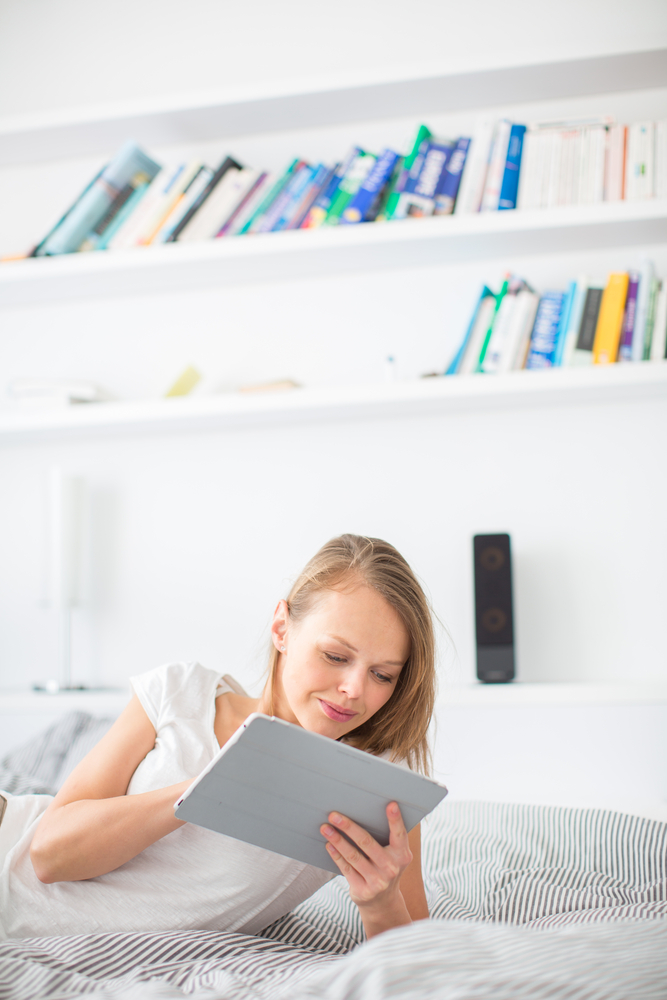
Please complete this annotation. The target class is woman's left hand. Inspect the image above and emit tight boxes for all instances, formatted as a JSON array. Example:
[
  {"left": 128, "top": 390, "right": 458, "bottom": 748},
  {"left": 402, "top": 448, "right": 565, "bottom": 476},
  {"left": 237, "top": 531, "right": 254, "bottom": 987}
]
[{"left": 320, "top": 802, "right": 413, "bottom": 937}]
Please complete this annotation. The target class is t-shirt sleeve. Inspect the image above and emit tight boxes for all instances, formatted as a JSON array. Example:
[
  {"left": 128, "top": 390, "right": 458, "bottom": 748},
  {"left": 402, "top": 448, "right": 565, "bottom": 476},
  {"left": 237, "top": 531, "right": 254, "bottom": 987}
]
[
  {"left": 130, "top": 661, "right": 218, "bottom": 733},
  {"left": 130, "top": 664, "right": 167, "bottom": 730}
]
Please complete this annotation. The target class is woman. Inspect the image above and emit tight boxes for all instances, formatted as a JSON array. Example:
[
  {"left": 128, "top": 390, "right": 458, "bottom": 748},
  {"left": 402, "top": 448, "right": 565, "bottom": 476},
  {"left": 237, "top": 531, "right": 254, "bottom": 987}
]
[{"left": 1, "top": 534, "right": 436, "bottom": 940}]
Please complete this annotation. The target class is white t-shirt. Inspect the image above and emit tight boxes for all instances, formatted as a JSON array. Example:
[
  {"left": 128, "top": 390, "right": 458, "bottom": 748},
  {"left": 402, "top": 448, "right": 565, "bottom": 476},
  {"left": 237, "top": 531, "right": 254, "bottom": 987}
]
[{"left": 0, "top": 662, "right": 333, "bottom": 939}]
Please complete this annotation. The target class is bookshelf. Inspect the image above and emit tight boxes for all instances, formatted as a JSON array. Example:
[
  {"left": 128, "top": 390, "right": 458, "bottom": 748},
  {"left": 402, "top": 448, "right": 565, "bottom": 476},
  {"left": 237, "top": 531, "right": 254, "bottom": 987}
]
[
  {"left": 2, "top": 200, "right": 666, "bottom": 306},
  {"left": 1, "top": 364, "right": 666, "bottom": 441}
]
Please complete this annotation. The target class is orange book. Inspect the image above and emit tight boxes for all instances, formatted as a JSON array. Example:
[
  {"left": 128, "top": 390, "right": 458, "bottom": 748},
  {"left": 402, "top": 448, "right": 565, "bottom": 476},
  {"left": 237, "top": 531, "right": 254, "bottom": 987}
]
[{"left": 592, "top": 272, "right": 630, "bottom": 364}]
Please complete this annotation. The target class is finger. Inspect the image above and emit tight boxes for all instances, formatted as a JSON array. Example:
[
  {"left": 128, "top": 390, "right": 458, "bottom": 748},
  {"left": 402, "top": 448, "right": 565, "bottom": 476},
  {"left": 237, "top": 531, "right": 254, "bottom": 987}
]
[
  {"left": 326, "top": 812, "right": 386, "bottom": 867},
  {"left": 320, "top": 822, "right": 376, "bottom": 878},
  {"left": 386, "top": 802, "right": 409, "bottom": 847}
]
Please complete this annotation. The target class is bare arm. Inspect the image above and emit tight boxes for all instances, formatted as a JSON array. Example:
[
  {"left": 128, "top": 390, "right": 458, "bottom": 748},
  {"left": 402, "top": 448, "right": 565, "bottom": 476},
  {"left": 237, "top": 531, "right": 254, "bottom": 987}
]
[{"left": 30, "top": 694, "right": 189, "bottom": 884}]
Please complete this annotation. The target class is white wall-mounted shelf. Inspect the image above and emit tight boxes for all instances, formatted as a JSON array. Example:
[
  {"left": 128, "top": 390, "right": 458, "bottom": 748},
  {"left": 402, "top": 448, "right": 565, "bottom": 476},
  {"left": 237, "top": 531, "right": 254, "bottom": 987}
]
[
  {"left": 2, "top": 200, "right": 666, "bottom": 306},
  {"left": 439, "top": 681, "right": 667, "bottom": 708},
  {"left": 1, "top": 48, "right": 666, "bottom": 167},
  {"left": 1, "top": 363, "right": 665, "bottom": 442}
]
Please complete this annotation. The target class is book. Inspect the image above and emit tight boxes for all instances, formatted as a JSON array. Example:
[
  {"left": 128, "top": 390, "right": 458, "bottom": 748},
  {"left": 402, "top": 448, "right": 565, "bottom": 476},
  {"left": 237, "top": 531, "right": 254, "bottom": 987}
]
[
  {"left": 224, "top": 173, "right": 275, "bottom": 236},
  {"left": 455, "top": 288, "right": 498, "bottom": 375},
  {"left": 300, "top": 150, "right": 358, "bottom": 229},
  {"left": 325, "top": 152, "right": 377, "bottom": 225},
  {"left": 649, "top": 281, "right": 667, "bottom": 361},
  {"left": 552, "top": 281, "right": 577, "bottom": 366},
  {"left": 255, "top": 163, "right": 310, "bottom": 232},
  {"left": 498, "top": 125, "right": 526, "bottom": 210},
  {"left": 455, "top": 122, "right": 494, "bottom": 214},
  {"left": 632, "top": 260, "right": 655, "bottom": 361},
  {"left": 35, "top": 141, "right": 160, "bottom": 255},
  {"left": 481, "top": 276, "right": 530, "bottom": 372},
  {"left": 168, "top": 156, "right": 242, "bottom": 241},
  {"left": 625, "top": 122, "right": 655, "bottom": 201},
  {"left": 78, "top": 181, "right": 140, "bottom": 252},
  {"left": 504, "top": 290, "right": 541, "bottom": 371},
  {"left": 560, "top": 278, "right": 589, "bottom": 367},
  {"left": 605, "top": 125, "right": 627, "bottom": 201},
  {"left": 241, "top": 164, "right": 300, "bottom": 234},
  {"left": 525, "top": 292, "right": 565, "bottom": 368},
  {"left": 395, "top": 141, "right": 452, "bottom": 219},
  {"left": 592, "top": 272, "right": 630, "bottom": 364},
  {"left": 382, "top": 125, "right": 432, "bottom": 221},
  {"left": 95, "top": 182, "right": 150, "bottom": 250},
  {"left": 151, "top": 166, "right": 214, "bottom": 243},
  {"left": 475, "top": 276, "right": 510, "bottom": 370},
  {"left": 287, "top": 164, "right": 332, "bottom": 229},
  {"left": 217, "top": 172, "right": 269, "bottom": 236},
  {"left": 433, "top": 137, "right": 470, "bottom": 216},
  {"left": 480, "top": 121, "right": 513, "bottom": 212},
  {"left": 181, "top": 168, "right": 261, "bottom": 242},
  {"left": 107, "top": 163, "right": 186, "bottom": 250},
  {"left": 642, "top": 276, "right": 660, "bottom": 360},
  {"left": 572, "top": 287, "right": 604, "bottom": 365},
  {"left": 340, "top": 149, "right": 400, "bottom": 224},
  {"left": 137, "top": 161, "right": 205, "bottom": 245},
  {"left": 656, "top": 121, "right": 667, "bottom": 200},
  {"left": 617, "top": 272, "right": 640, "bottom": 362}
]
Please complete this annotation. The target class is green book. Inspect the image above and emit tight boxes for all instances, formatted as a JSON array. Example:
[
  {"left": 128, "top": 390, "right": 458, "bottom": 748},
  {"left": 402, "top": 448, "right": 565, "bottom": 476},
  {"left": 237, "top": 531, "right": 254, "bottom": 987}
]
[
  {"left": 643, "top": 276, "right": 660, "bottom": 359},
  {"left": 382, "top": 125, "right": 432, "bottom": 221},
  {"left": 324, "top": 151, "right": 376, "bottom": 225},
  {"left": 240, "top": 160, "right": 300, "bottom": 235},
  {"left": 476, "top": 277, "right": 510, "bottom": 371}
]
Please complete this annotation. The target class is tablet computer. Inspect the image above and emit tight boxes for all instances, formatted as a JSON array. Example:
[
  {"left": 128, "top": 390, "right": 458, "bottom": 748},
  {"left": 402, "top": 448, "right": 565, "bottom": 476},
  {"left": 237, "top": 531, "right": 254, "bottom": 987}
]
[{"left": 174, "top": 713, "right": 448, "bottom": 873}]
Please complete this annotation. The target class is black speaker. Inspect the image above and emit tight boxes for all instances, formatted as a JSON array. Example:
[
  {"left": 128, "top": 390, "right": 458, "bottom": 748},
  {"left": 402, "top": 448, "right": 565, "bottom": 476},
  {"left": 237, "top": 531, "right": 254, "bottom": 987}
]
[{"left": 473, "top": 533, "right": 515, "bottom": 683}]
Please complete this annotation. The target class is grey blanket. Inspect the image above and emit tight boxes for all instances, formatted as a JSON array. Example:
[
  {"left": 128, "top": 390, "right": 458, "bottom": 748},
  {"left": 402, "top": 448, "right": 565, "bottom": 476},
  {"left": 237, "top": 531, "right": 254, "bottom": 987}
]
[{"left": 1, "top": 712, "right": 665, "bottom": 999}]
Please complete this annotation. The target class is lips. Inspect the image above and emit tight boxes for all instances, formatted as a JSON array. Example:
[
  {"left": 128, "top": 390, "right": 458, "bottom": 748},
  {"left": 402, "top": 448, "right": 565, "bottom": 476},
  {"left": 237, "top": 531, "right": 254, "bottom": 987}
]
[{"left": 318, "top": 699, "right": 358, "bottom": 723}]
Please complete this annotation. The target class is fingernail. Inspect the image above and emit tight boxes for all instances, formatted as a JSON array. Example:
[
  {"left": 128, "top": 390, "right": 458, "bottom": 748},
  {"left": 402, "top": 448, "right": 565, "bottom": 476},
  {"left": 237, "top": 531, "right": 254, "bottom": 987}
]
[
  {"left": 330, "top": 812, "right": 342, "bottom": 824},
  {"left": 321, "top": 824, "right": 334, "bottom": 837},
  {"left": 390, "top": 803, "right": 399, "bottom": 815}
]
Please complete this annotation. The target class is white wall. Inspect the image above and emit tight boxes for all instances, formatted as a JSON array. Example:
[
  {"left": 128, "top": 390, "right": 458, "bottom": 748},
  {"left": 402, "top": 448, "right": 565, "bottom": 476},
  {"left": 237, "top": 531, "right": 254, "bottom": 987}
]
[{"left": 0, "top": 4, "right": 666, "bottom": 735}]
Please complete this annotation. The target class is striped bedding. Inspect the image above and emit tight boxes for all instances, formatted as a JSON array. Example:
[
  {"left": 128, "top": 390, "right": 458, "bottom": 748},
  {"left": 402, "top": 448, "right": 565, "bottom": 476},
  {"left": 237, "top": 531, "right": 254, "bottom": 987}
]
[{"left": 1, "top": 713, "right": 666, "bottom": 998}]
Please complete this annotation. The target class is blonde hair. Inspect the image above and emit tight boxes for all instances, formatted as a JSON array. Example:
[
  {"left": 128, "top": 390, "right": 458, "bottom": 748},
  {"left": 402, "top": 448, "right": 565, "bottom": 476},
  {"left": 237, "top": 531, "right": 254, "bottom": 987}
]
[{"left": 268, "top": 534, "right": 436, "bottom": 773}]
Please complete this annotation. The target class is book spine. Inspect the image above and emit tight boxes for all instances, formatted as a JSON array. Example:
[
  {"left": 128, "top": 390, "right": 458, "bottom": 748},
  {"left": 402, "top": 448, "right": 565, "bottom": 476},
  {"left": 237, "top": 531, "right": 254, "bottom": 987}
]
[
  {"left": 301, "top": 148, "right": 359, "bottom": 229},
  {"left": 649, "top": 281, "right": 667, "bottom": 361},
  {"left": 383, "top": 125, "right": 432, "bottom": 220},
  {"left": 455, "top": 122, "right": 494, "bottom": 214},
  {"left": 572, "top": 287, "right": 603, "bottom": 365},
  {"left": 655, "top": 121, "right": 667, "bottom": 200},
  {"left": 457, "top": 289, "right": 498, "bottom": 374},
  {"left": 631, "top": 260, "right": 655, "bottom": 361},
  {"left": 481, "top": 277, "right": 526, "bottom": 372},
  {"left": 256, "top": 163, "right": 310, "bottom": 232},
  {"left": 592, "top": 272, "right": 630, "bottom": 364},
  {"left": 79, "top": 181, "right": 136, "bottom": 250},
  {"left": 340, "top": 149, "right": 400, "bottom": 224},
  {"left": 217, "top": 171, "right": 267, "bottom": 236},
  {"left": 475, "top": 277, "right": 510, "bottom": 370},
  {"left": 642, "top": 277, "right": 660, "bottom": 360},
  {"left": 95, "top": 182, "right": 149, "bottom": 250},
  {"left": 617, "top": 272, "right": 640, "bottom": 362},
  {"left": 433, "top": 137, "right": 471, "bottom": 216},
  {"left": 242, "top": 160, "right": 301, "bottom": 234},
  {"left": 552, "top": 281, "right": 577, "bottom": 366},
  {"left": 395, "top": 142, "right": 452, "bottom": 219},
  {"left": 325, "top": 152, "right": 376, "bottom": 225},
  {"left": 626, "top": 122, "right": 655, "bottom": 201},
  {"left": 516, "top": 130, "right": 537, "bottom": 210},
  {"left": 286, "top": 165, "right": 331, "bottom": 229},
  {"left": 498, "top": 125, "right": 526, "bottom": 210},
  {"left": 525, "top": 292, "right": 565, "bottom": 368},
  {"left": 139, "top": 162, "right": 204, "bottom": 245},
  {"left": 561, "top": 278, "right": 589, "bottom": 367},
  {"left": 168, "top": 156, "right": 242, "bottom": 241},
  {"left": 481, "top": 121, "right": 512, "bottom": 212},
  {"left": 445, "top": 286, "right": 494, "bottom": 374},
  {"left": 107, "top": 165, "right": 178, "bottom": 250},
  {"left": 225, "top": 173, "right": 274, "bottom": 236},
  {"left": 152, "top": 166, "right": 214, "bottom": 243}
]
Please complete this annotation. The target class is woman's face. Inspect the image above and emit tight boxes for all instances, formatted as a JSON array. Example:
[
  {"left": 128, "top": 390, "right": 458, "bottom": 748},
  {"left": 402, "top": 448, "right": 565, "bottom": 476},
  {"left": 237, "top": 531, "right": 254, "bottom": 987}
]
[{"left": 271, "top": 581, "right": 411, "bottom": 739}]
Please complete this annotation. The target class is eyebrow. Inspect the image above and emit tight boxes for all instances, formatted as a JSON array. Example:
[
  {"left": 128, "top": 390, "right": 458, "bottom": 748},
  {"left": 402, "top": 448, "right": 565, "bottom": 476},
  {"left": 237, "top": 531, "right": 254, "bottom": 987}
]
[{"left": 327, "top": 634, "right": 405, "bottom": 668}]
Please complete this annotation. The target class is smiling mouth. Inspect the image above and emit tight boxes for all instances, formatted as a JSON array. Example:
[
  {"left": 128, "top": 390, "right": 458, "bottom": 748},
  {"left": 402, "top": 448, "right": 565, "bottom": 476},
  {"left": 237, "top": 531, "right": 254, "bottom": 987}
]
[{"left": 318, "top": 699, "right": 358, "bottom": 723}]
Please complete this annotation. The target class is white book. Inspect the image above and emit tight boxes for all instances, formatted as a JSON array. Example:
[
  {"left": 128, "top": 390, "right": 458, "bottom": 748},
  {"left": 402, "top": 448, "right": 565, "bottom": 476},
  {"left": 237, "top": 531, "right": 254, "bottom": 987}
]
[
  {"left": 481, "top": 291, "right": 518, "bottom": 372},
  {"left": 604, "top": 125, "right": 626, "bottom": 201},
  {"left": 107, "top": 165, "right": 184, "bottom": 251},
  {"left": 632, "top": 259, "right": 655, "bottom": 361},
  {"left": 455, "top": 122, "right": 494, "bottom": 214},
  {"left": 561, "top": 277, "right": 589, "bottom": 367},
  {"left": 533, "top": 131, "right": 551, "bottom": 209},
  {"left": 458, "top": 295, "right": 496, "bottom": 374},
  {"left": 545, "top": 132, "right": 563, "bottom": 208},
  {"left": 516, "top": 131, "right": 543, "bottom": 210},
  {"left": 650, "top": 281, "right": 667, "bottom": 361},
  {"left": 137, "top": 161, "right": 204, "bottom": 245},
  {"left": 177, "top": 168, "right": 260, "bottom": 243},
  {"left": 151, "top": 166, "right": 214, "bottom": 243},
  {"left": 505, "top": 290, "right": 540, "bottom": 372},
  {"left": 225, "top": 173, "right": 275, "bottom": 236},
  {"left": 626, "top": 122, "right": 655, "bottom": 201},
  {"left": 655, "top": 121, "right": 667, "bottom": 200},
  {"left": 589, "top": 126, "right": 606, "bottom": 204},
  {"left": 480, "top": 120, "right": 512, "bottom": 212}
]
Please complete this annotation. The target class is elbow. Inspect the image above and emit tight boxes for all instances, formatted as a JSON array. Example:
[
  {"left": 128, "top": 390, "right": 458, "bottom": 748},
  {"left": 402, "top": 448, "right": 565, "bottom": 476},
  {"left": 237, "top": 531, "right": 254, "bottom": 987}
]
[{"left": 30, "top": 838, "right": 61, "bottom": 884}]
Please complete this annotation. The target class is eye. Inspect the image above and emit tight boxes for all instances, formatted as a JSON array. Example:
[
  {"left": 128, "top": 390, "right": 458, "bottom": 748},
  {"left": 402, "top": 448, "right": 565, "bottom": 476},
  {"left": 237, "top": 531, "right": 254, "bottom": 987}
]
[
  {"left": 372, "top": 670, "right": 393, "bottom": 684},
  {"left": 324, "top": 652, "right": 347, "bottom": 664}
]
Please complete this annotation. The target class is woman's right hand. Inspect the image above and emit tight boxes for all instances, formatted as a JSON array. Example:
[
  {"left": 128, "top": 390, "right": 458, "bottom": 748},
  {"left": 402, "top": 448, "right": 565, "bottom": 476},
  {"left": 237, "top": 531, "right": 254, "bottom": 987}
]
[{"left": 30, "top": 695, "right": 192, "bottom": 884}]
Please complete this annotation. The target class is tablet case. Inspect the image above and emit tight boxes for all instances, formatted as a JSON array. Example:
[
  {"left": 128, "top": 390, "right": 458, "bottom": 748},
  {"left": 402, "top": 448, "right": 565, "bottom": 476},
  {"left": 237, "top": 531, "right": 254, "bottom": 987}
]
[{"left": 174, "top": 713, "right": 448, "bottom": 873}]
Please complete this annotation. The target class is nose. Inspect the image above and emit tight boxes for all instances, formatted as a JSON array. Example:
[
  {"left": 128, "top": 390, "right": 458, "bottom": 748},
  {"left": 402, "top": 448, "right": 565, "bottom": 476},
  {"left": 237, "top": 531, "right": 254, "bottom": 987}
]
[{"left": 337, "top": 664, "right": 365, "bottom": 702}]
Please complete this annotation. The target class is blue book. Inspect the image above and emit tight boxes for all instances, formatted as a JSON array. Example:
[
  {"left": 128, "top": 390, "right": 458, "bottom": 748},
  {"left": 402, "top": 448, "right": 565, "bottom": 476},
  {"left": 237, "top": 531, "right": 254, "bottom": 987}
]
[
  {"left": 36, "top": 141, "right": 161, "bottom": 255},
  {"left": 340, "top": 149, "right": 400, "bottom": 224},
  {"left": 445, "top": 286, "right": 495, "bottom": 375},
  {"left": 552, "top": 282, "right": 577, "bottom": 366},
  {"left": 525, "top": 292, "right": 566, "bottom": 368},
  {"left": 95, "top": 182, "right": 149, "bottom": 250},
  {"left": 395, "top": 141, "right": 453, "bottom": 218},
  {"left": 498, "top": 125, "right": 526, "bottom": 211},
  {"left": 434, "top": 137, "right": 471, "bottom": 215},
  {"left": 271, "top": 165, "right": 317, "bottom": 231},
  {"left": 288, "top": 164, "right": 332, "bottom": 229},
  {"left": 302, "top": 148, "right": 360, "bottom": 228}
]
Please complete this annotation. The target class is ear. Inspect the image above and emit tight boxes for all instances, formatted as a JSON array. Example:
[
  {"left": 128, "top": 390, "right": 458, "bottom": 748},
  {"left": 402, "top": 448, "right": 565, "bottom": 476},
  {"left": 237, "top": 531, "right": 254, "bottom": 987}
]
[{"left": 270, "top": 599, "right": 289, "bottom": 652}]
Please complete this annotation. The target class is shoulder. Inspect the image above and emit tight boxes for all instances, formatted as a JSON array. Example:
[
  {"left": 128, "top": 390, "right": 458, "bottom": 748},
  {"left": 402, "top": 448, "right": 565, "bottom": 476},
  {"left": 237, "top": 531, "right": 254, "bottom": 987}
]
[
  {"left": 130, "top": 661, "right": 221, "bottom": 729},
  {"left": 376, "top": 748, "right": 413, "bottom": 771}
]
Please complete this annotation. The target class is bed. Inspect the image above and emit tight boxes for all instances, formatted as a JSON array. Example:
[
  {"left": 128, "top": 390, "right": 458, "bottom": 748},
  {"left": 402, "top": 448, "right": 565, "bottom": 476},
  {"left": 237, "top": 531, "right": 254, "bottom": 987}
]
[{"left": 1, "top": 712, "right": 665, "bottom": 1000}]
